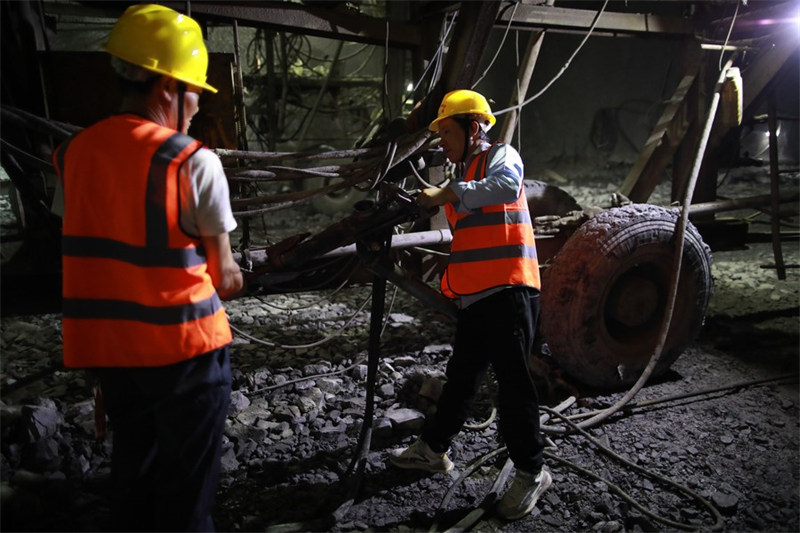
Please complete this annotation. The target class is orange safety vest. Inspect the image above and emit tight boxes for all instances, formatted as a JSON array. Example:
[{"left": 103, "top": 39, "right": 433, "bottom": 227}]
[
  {"left": 441, "top": 144, "right": 541, "bottom": 299},
  {"left": 53, "top": 115, "right": 232, "bottom": 368}
]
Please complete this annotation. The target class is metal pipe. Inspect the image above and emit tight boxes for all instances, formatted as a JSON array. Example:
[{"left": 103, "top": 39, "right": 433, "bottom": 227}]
[
  {"left": 232, "top": 229, "right": 452, "bottom": 268},
  {"left": 265, "top": 30, "right": 278, "bottom": 151},
  {"left": 768, "top": 91, "right": 786, "bottom": 279},
  {"left": 232, "top": 19, "right": 249, "bottom": 151},
  {"left": 232, "top": 18, "right": 252, "bottom": 248},
  {"left": 322, "top": 229, "right": 452, "bottom": 258},
  {"left": 366, "top": 261, "right": 458, "bottom": 321},
  {"left": 685, "top": 191, "right": 800, "bottom": 216}
]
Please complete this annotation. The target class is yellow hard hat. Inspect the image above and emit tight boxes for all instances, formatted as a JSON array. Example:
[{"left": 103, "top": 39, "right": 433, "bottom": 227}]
[
  {"left": 104, "top": 4, "right": 217, "bottom": 93},
  {"left": 428, "top": 89, "right": 496, "bottom": 132}
]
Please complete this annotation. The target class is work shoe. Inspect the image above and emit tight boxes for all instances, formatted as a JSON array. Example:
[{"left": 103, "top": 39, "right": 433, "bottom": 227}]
[
  {"left": 387, "top": 438, "right": 454, "bottom": 473},
  {"left": 496, "top": 466, "right": 552, "bottom": 520}
]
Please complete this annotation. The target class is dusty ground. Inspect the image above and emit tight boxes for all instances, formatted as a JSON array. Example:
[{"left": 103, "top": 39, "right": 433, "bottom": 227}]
[
  {"left": 213, "top": 238, "right": 800, "bottom": 533},
  {"left": 1, "top": 169, "right": 798, "bottom": 532}
]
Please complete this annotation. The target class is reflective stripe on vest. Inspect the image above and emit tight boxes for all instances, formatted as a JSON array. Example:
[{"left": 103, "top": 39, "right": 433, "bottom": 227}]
[
  {"left": 56, "top": 115, "right": 232, "bottom": 368},
  {"left": 441, "top": 144, "right": 541, "bottom": 298}
]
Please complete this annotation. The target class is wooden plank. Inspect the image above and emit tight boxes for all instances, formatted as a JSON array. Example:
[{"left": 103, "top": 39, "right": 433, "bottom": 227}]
[
  {"left": 499, "top": 30, "right": 545, "bottom": 144},
  {"left": 618, "top": 71, "right": 697, "bottom": 201}
]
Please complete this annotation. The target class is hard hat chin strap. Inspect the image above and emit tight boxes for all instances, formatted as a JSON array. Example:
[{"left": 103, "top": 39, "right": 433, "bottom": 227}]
[
  {"left": 177, "top": 81, "right": 188, "bottom": 133},
  {"left": 454, "top": 116, "right": 475, "bottom": 164}
]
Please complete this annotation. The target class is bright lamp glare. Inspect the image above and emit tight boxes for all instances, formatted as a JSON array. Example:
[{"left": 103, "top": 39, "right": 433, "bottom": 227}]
[
  {"left": 755, "top": 11, "right": 800, "bottom": 33},
  {"left": 787, "top": 4, "right": 800, "bottom": 33}
]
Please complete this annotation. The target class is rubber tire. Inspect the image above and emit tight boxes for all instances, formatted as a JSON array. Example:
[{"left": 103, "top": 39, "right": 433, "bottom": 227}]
[
  {"left": 524, "top": 179, "right": 582, "bottom": 216},
  {"left": 540, "top": 204, "right": 714, "bottom": 389}
]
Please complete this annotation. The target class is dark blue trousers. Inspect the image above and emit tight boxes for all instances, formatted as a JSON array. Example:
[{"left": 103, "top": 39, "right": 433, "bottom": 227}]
[
  {"left": 423, "top": 287, "right": 545, "bottom": 474},
  {"left": 95, "top": 346, "right": 232, "bottom": 532}
]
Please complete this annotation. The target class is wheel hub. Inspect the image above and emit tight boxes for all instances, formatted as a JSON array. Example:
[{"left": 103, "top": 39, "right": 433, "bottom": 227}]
[{"left": 607, "top": 274, "right": 660, "bottom": 328}]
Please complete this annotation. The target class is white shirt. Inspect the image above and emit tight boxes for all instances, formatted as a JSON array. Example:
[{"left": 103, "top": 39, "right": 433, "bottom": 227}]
[
  {"left": 52, "top": 145, "right": 237, "bottom": 238},
  {"left": 179, "top": 148, "right": 237, "bottom": 237}
]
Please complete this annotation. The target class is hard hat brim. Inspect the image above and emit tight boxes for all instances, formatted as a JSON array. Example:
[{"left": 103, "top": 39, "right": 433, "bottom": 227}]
[
  {"left": 428, "top": 112, "right": 496, "bottom": 133},
  {"left": 106, "top": 46, "right": 218, "bottom": 94}
]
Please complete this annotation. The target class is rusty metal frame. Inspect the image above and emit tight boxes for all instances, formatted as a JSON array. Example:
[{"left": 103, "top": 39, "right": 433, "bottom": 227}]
[{"left": 162, "top": 1, "right": 422, "bottom": 48}]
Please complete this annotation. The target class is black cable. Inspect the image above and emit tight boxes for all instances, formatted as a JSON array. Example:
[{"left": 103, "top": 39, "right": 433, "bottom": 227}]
[{"left": 543, "top": 406, "right": 724, "bottom": 531}]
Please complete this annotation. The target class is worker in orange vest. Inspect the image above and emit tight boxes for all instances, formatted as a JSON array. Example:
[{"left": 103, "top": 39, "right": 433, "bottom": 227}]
[
  {"left": 388, "top": 89, "right": 551, "bottom": 521},
  {"left": 52, "top": 5, "right": 242, "bottom": 531}
]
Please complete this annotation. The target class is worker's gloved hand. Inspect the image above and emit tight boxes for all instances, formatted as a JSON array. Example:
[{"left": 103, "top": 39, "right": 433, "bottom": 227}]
[{"left": 417, "top": 187, "right": 456, "bottom": 208}]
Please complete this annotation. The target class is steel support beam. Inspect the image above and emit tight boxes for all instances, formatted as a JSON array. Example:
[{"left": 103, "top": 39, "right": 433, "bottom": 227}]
[
  {"left": 44, "top": 1, "right": 422, "bottom": 48},
  {"left": 497, "top": 3, "right": 694, "bottom": 36},
  {"left": 164, "top": 1, "right": 422, "bottom": 48},
  {"left": 441, "top": 1, "right": 502, "bottom": 91},
  {"left": 499, "top": 30, "right": 545, "bottom": 144},
  {"left": 407, "top": 1, "right": 501, "bottom": 132}
]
